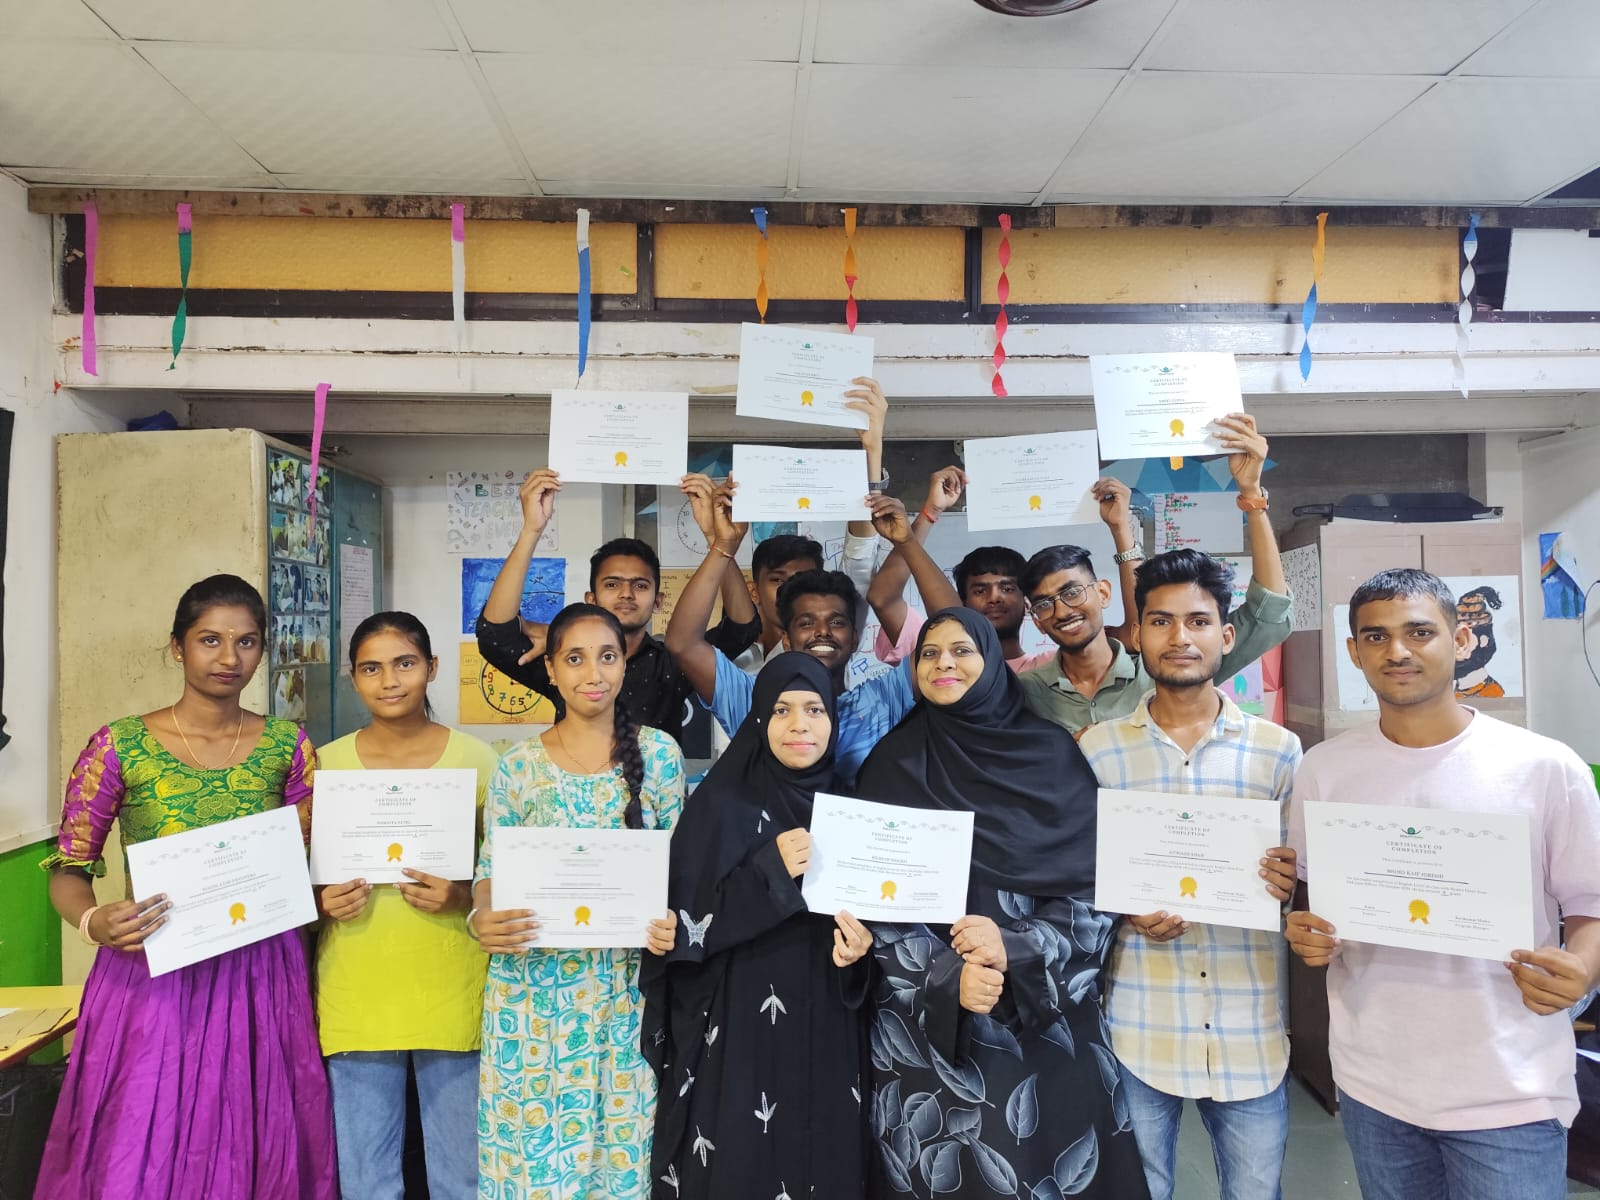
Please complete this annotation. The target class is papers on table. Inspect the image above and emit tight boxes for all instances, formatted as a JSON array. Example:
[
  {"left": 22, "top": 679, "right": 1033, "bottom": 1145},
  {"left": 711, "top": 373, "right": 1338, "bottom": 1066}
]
[
  {"left": 127, "top": 805, "right": 317, "bottom": 978},
  {"left": 1301, "top": 801, "right": 1535, "bottom": 961},
  {"left": 803, "top": 794, "right": 975, "bottom": 924},
  {"left": 309, "top": 769, "right": 477, "bottom": 885},
  {"left": 547, "top": 390, "right": 689, "bottom": 485},
  {"left": 1095, "top": 789, "right": 1283, "bottom": 932},
  {"left": 730, "top": 445, "right": 871, "bottom": 523},
  {"left": 735, "top": 323, "right": 874, "bottom": 430},
  {"left": 963, "top": 431, "right": 1100, "bottom": 532},
  {"left": 1090, "top": 352, "right": 1242, "bottom": 460},
  {"left": 491, "top": 827, "right": 672, "bottom": 949}
]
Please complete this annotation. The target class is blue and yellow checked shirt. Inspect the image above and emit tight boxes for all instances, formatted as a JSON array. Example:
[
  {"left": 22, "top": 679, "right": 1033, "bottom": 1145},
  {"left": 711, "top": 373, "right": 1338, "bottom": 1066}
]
[{"left": 1080, "top": 690, "right": 1301, "bottom": 1102}]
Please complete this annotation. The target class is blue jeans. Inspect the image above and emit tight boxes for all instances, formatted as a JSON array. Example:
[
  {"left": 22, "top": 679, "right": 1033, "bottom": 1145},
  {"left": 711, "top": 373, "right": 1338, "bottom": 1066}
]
[
  {"left": 1121, "top": 1069, "right": 1288, "bottom": 1200},
  {"left": 1339, "top": 1092, "right": 1568, "bottom": 1200},
  {"left": 325, "top": 1049, "right": 477, "bottom": 1200}
]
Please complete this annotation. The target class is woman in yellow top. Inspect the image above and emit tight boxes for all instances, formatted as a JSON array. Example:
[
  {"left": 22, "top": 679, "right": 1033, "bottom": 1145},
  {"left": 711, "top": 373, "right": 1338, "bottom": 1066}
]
[{"left": 315, "top": 611, "right": 500, "bottom": 1200}]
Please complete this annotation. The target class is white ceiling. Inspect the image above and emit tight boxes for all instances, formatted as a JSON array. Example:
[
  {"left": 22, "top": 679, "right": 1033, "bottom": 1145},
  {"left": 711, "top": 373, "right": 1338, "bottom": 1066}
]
[{"left": 2, "top": 0, "right": 1598, "bottom": 205}]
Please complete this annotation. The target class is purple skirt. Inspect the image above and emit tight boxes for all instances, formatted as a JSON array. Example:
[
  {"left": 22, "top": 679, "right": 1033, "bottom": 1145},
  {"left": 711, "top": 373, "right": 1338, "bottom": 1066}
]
[{"left": 37, "top": 931, "right": 336, "bottom": 1200}]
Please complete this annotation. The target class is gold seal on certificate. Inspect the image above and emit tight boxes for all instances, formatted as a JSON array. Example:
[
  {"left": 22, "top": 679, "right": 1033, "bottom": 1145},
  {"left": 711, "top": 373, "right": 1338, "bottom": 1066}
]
[
  {"left": 735, "top": 323, "right": 875, "bottom": 430},
  {"left": 126, "top": 805, "right": 318, "bottom": 978},
  {"left": 309, "top": 768, "right": 478, "bottom": 885},
  {"left": 547, "top": 390, "right": 689, "bottom": 485},
  {"left": 1089, "top": 352, "right": 1242, "bottom": 460},
  {"left": 802, "top": 794, "right": 974, "bottom": 924},
  {"left": 491, "top": 827, "right": 672, "bottom": 949},
  {"left": 730, "top": 445, "right": 871, "bottom": 523}
]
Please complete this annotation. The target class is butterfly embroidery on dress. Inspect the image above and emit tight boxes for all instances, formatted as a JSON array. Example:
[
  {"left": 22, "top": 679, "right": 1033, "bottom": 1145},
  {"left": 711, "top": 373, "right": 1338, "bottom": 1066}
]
[{"left": 680, "top": 910, "right": 714, "bottom": 947}]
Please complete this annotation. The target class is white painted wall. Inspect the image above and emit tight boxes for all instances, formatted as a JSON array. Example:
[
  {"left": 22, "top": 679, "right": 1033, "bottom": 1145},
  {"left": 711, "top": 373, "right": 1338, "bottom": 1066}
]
[{"left": 1520, "top": 425, "right": 1600, "bottom": 764}]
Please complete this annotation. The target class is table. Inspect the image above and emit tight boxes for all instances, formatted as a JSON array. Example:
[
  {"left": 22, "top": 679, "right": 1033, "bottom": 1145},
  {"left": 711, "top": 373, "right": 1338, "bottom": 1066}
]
[{"left": 0, "top": 985, "right": 82, "bottom": 1069}]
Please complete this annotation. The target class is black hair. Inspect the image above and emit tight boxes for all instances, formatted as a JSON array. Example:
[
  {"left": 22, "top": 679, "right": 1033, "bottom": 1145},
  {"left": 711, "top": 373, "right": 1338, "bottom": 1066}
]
[
  {"left": 1019, "top": 545, "right": 1096, "bottom": 598},
  {"left": 545, "top": 602, "right": 645, "bottom": 830},
  {"left": 953, "top": 546, "right": 1027, "bottom": 600},
  {"left": 751, "top": 534, "right": 824, "bottom": 581},
  {"left": 171, "top": 574, "right": 267, "bottom": 645},
  {"left": 775, "top": 569, "right": 862, "bottom": 638},
  {"left": 588, "top": 538, "right": 661, "bottom": 594},
  {"left": 348, "top": 611, "right": 437, "bottom": 718},
  {"left": 1133, "top": 549, "right": 1234, "bottom": 623},
  {"left": 1348, "top": 569, "right": 1458, "bottom": 637}
]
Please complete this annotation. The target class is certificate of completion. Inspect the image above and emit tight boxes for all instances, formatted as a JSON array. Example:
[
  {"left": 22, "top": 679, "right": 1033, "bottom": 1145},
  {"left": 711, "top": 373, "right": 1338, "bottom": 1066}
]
[
  {"left": 730, "top": 445, "right": 871, "bottom": 522},
  {"left": 735, "top": 323, "right": 874, "bottom": 430},
  {"left": 963, "top": 431, "right": 1100, "bottom": 532},
  {"left": 491, "top": 827, "right": 672, "bottom": 949},
  {"left": 1301, "top": 801, "right": 1535, "bottom": 961},
  {"left": 1089, "top": 352, "right": 1242, "bottom": 460},
  {"left": 803, "top": 794, "right": 974, "bottom": 924},
  {"left": 1094, "top": 789, "right": 1283, "bottom": 932},
  {"left": 309, "top": 768, "right": 477, "bottom": 885},
  {"left": 547, "top": 390, "right": 689, "bottom": 485},
  {"left": 127, "top": 805, "right": 317, "bottom": 978}
]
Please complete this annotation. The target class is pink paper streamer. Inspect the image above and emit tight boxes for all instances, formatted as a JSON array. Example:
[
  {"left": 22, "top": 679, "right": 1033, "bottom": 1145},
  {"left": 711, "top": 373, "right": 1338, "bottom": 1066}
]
[
  {"left": 450, "top": 202, "right": 465, "bottom": 243},
  {"left": 307, "top": 382, "right": 330, "bottom": 523},
  {"left": 82, "top": 201, "right": 98, "bottom": 376},
  {"left": 176, "top": 202, "right": 192, "bottom": 234}
]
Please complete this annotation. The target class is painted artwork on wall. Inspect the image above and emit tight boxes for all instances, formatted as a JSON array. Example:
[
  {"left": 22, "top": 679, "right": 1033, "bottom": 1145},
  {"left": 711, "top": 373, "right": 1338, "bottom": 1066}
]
[
  {"left": 458, "top": 642, "right": 555, "bottom": 725},
  {"left": 1441, "top": 575, "right": 1524, "bottom": 700},
  {"left": 459, "top": 557, "right": 565, "bottom": 635},
  {"left": 446, "top": 469, "right": 558, "bottom": 555}
]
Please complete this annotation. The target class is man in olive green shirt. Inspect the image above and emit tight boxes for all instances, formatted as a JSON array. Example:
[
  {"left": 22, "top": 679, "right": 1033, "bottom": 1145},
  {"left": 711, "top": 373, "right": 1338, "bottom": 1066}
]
[{"left": 1018, "top": 412, "right": 1292, "bottom": 737}]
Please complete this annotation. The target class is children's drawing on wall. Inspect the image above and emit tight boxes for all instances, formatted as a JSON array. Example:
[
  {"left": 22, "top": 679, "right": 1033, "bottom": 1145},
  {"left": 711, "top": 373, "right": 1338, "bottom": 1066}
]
[
  {"left": 1332, "top": 604, "right": 1378, "bottom": 712},
  {"left": 446, "top": 469, "right": 558, "bottom": 555},
  {"left": 1441, "top": 576, "right": 1523, "bottom": 700},
  {"left": 459, "top": 557, "right": 565, "bottom": 636},
  {"left": 1539, "top": 532, "right": 1585, "bottom": 620}
]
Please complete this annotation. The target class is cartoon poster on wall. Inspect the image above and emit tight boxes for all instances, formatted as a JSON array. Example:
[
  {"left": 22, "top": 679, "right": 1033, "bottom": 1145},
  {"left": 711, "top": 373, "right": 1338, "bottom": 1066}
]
[{"left": 1441, "top": 575, "right": 1523, "bottom": 700}]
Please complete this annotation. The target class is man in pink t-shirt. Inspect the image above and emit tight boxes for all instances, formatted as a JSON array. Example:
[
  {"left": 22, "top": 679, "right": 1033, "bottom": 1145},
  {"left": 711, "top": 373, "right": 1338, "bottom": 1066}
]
[{"left": 1287, "top": 568, "right": 1600, "bottom": 1200}]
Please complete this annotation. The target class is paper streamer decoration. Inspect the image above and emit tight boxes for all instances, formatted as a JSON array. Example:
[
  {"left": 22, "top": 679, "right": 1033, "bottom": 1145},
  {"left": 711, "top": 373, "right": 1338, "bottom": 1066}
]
[
  {"left": 575, "top": 208, "right": 591, "bottom": 379},
  {"left": 167, "top": 203, "right": 192, "bottom": 370},
  {"left": 81, "top": 200, "right": 98, "bottom": 376},
  {"left": 307, "top": 383, "right": 330, "bottom": 524},
  {"left": 1454, "top": 212, "right": 1480, "bottom": 398},
  {"left": 1297, "top": 211, "right": 1329, "bottom": 382},
  {"left": 992, "top": 213, "right": 1011, "bottom": 398},
  {"left": 450, "top": 203, "right": 466, "bottom": 353},
  {"left": 752, "top": 206, "right": 769, "bottom": 323},
  {"left": 842, "top": 207, "right": 859, "bottom": 332}
]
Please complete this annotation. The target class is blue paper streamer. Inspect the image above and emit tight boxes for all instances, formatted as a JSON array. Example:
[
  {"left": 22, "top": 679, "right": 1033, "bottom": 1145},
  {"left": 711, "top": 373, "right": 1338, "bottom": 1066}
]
[
  {"left": 1299, "top": 282, "right": 1317, "bottom": 381},
  {"left": 752, "top": 206, "right": 768, "bottom": 236},
  {"left": 576, "top": 247, "right": 591, "bottom": 378}
]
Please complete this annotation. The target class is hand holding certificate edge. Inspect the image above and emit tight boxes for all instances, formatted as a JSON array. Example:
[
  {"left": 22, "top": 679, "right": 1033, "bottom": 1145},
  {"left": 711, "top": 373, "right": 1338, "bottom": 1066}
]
[
  {"left": 87, "top": 894, "right": 172, "bottom": 951},
  {"left": 1506, "top": 943, "right": 1597, "bottom": 1015},
  {"left": 1127, "top": 844, "right": 1296, "bottom": 942},
  {"left": 469, "top": 881, "right": 677, "bottom": 954}
]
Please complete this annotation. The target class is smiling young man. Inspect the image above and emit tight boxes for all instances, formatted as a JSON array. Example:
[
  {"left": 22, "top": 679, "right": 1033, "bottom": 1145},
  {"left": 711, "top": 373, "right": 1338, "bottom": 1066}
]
[
  {"left": 1079, "top": 550, "right": 1301, "bottom": 1200},
  {"left": 1286, "top": 569, "right": 1600, "bottom": 1200}
]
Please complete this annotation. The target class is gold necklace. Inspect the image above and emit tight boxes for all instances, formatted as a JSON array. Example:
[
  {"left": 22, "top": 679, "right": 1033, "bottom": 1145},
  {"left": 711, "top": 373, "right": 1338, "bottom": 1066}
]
[
  {"left": 170, "top": 704, "right": 245, "bottom": 771},
  {"left": 554, "top": 724, "right": 613, "bottom": 775}
]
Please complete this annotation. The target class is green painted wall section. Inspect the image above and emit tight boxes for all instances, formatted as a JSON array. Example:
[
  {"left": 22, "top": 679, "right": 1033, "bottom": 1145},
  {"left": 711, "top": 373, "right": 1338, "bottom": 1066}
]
[{"left": 0, "top": 839, "right": 62, "bottom": 987}]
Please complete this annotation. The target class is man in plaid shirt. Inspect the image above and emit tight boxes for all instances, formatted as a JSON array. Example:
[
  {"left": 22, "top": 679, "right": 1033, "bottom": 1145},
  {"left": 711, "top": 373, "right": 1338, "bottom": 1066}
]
[{"left": 1081, "top": 549, "right": 1301, "bottom": 1200}]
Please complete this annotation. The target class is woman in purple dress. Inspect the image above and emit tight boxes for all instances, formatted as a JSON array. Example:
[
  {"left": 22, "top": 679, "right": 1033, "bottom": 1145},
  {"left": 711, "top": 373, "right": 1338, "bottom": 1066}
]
[{"left": 37, "top": 574, "right": 335, "bottom": 1199}]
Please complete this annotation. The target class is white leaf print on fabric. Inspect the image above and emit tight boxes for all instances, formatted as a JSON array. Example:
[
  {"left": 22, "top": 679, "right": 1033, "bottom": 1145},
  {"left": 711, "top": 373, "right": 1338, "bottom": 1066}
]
[
  {"left": 754, "top": 1092, "right": 777, "bottom": 1132},
  {"left": 760, "top": 984, "right": 789, "bottom": 1025},
  {"left": 692, "top": 1127, "right": 715, "bottom": 1167}
]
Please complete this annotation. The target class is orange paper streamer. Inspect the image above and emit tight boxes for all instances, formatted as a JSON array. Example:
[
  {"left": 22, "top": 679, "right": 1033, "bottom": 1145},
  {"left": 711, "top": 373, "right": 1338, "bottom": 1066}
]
[
  {"left": 753, "top": 206, "right": 770, "bottom": 323},
  {"left": 992, "top": 213, "right": 1011, "bottom": 398},
  {"left": 843, "top": 207, "right": 858, "bottom": 332}
]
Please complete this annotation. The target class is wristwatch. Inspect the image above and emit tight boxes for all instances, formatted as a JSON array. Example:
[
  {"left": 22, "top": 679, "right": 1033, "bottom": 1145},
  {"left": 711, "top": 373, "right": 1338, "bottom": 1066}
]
[
  {"left": 867, "top": 471, "right": 891, "bottom": 494},
  {"left": 1113, "top": 546, "right": 1145, "bottom": 565},
  {"left": 1236, "top": 488, "right": 1269, "bottom": 513}
]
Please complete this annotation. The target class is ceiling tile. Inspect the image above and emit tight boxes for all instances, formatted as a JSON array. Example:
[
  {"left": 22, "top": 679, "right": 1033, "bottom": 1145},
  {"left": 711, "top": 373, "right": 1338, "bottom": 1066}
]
[
  {"left": 1458, "top": 0, "right": 1600, "bottom": 76},
  {"left": 0, "top": 43, "right": 262, "bottom": 176},
  {"left": 139, "top": 45, "right": 522, "bottom": 178},
  {"left": 540, "top": 181, "right": 790, "bottom": 201},
  {"left": 481, "top": 56, "right": 795, "bottom": 187},
  {"left": 1048, "top": 72, "right": 1430, "bottom": 201},
  {"left": 813, "top": 0, "right": 1179, "bottom": 68},
  {"left": 84, "top": 0, "right": 454, "bottom": 50},
  {"left": 1144, "top": 0, "right": 1539, "bottom": 74},
  {"left": 789, "top": 187, "right": 1042, "bottom": 205},
  {"left": 800, "top": 64, "right": 1121, "bottom": 193},
  {"left": 272, "top": 174, "right": 532, "bottom": 195},
  {"left": 17, "top": 169, "right": 282, "bottom": 189},
  {"left": 1297, "top": 76, "right": 1600, "bottom": 203},
  {"left": 0, "top": 0, "right": 115, "bottom": 39},
  {"left": 451, "top": 0, "right": 806, "bottom": 61}
]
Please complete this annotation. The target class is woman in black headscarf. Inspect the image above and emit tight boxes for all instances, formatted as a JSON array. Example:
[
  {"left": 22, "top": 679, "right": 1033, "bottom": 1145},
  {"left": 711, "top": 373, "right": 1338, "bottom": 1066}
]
[
  {"left": 642, "top": 652, "right": 875, "bottom": 1200},
  {"left": 856, "top": 607, "right": 1149, "bottom": 1200}
]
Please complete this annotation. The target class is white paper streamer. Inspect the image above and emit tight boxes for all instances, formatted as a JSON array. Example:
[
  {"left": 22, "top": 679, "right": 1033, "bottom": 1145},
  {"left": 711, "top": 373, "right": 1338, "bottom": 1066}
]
[{"left": 1454, "top": 213, "right": 1479, "bottom": 398}]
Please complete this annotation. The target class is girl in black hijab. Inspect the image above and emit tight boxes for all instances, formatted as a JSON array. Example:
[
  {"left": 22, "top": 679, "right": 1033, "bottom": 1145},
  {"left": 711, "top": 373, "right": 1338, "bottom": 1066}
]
[
  {"left": 856, "top": 607, "right": 1149, "bottom": 1200},
  {"left": 642, "top": 652, "right": 875, "bottom": 1200}
]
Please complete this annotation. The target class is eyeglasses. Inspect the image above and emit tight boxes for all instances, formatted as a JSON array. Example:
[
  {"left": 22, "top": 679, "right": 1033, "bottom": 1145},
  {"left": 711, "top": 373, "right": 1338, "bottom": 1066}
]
[{"left": 1027, "top": 582, "right": 1093, "bottom": 619}]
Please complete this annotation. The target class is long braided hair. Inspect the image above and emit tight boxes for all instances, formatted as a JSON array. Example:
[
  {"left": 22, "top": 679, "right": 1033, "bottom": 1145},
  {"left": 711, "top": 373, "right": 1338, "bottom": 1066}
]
[{"left": 545, "top": 603, "right": 646, "bottom": 830}]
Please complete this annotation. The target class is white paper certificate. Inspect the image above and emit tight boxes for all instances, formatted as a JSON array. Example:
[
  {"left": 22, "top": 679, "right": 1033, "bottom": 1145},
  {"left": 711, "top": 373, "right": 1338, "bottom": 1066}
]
[
  {"left": 1094, "top": 789, "right": 1283, "bottom": 932},
  {"left": 964, "top": 431, "right": 1100, "bottom": 532},
  {"left": 309, "top": 769, "right": 477, "bottom": 885},
  {"left": 730, "top": 445, "right": 871, "bottom": 522},
  {"left": 736, "top": 323, "right": 874, "bottom": 430},
  {"left": 803, "top": 794, "right": 975, "bottom": 924},
  {"left": 491, "top": 827, "right": 672, "bottom": 949},
  {"left": 1090, "top": 352, "right": 1242, "bottom": 460},
  {"left": 127, "top": 805, "right": 317, "bottom": 978},
  {"left": 547, "top": 390, "right": 689, "bottom": 485},
  {"left": 1301, "top": 801, "right": 1535, "bottom": 961}
]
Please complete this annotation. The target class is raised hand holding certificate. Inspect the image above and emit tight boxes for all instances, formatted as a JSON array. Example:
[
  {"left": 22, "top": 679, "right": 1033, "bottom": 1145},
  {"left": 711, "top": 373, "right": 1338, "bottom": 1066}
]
[
  {"left": 309, "top": 769, "right": 477, "bottom": 885},
  {"left": 730, "top": 445, "right": 871, "bottom": 522},
  {"left": 547, "top": 390, "right": 689, "bottom": 485},
  {"left": 1090, "top": 352, "right": 1241, "bottom": 460},
  {"left": 1301, "top": 801, "right": 1535, "bottom": 961},
  {"left": 1094, "top": 789, "right": 1282, "bottom": 932},
  {"left": 127, "top": 805, "right": 317, "bottom": 978},
  {"left": 492, "top": 827, "right": 672, "bottom": 949},
  {"left": 736, "top": 323, "right": 874, "bottom": 430},
  {"left": 802, "top": 794, "right": 974, "bottom": 923},
  {"left": 963, "top": 431, "right": 1100, "bottom": 532}
]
